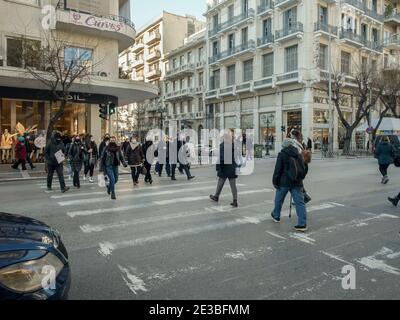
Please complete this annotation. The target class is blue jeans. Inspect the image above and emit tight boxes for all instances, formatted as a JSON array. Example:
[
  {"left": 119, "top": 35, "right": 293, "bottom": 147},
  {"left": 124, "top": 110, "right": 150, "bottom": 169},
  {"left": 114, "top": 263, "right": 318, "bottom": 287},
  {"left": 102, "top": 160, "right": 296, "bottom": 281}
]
[
  {"left": 105, "top": 166, "right": 119, "bottom": 194},
  {"left": 272, "top": 186, "right": 307, "bottom": 227}
]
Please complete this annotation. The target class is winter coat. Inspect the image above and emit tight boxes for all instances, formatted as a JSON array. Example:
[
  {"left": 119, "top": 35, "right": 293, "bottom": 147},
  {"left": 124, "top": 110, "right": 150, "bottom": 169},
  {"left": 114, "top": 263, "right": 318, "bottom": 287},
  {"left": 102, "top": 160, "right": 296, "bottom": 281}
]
[
  {"left": 273, "top": 143, "right": 305, "bottom": 188},
  {"left": 126, "top": 143, "right": 144, "bottom": 166},
  {"left": 376, "top": 142, "right": 395, "bottom": 165},
  {"left": 45, "top": 138, "right": 66, "bottom": 166},
  {"left": 99, "top": 140, "right": 108, "bottom": 159},
  {"left": 85, "top": 141, "right": 99, "bottom": 165},
  {"left": 142, "top": 141, "right": 154, "bottom": 165},
  {"left": 100, "top": 144, "right": 126, "bottom": 171},
  {"left": 15, "top": 142, "right": 27, "bottom": 160},
  {"left": 216, "top": 142, "right": 238, "bottom": 179},
  {"left": 68, "top": 142, "right": 87, "bottom": 172}
]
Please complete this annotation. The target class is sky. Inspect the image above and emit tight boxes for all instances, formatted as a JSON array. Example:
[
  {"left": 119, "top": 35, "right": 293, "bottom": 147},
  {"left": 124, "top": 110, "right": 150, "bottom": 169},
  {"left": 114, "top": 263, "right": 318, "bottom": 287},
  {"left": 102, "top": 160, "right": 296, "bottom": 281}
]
[{"left": 131, "top": 0, "right": 206, "bottom": 30}]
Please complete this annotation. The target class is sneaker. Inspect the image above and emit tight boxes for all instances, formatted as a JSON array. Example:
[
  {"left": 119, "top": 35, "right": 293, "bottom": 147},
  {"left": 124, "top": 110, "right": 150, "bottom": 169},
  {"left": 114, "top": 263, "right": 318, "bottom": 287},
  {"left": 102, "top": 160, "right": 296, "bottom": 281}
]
[
  {"left": 209, "top": 195, "right": 219, "bottom": 203},
  {"left": 188, "top": 176, "right": 195, "bottom": 181},
  {"left": 271, "top": 213, "right": 281, "bottom": 223},
  {"left": 294, "top": 225, "right": 308, "bottom": 232},
  {"left": 111, "top": 192, "right": 116, "bottom": 200},
  {"left": 89, "top": 177, "right": 94, "bottom": 183},
  {"left": 47, "top": 188, "right": 53, "bottom": 192},
  {"left": 61, "top": 187, "right": 70, "bottom": 194},
  {"left": 171, "top": 177, "right": 177, "bottom": 181},
  {"left": 383, "top": 176, "right": 390, "bottom": 185},
  {"left": 388, "top": 197, "right": 399, "bottom": 207},
  {"left": 83, "top": 176, "right": 87, "bottom": 181}
]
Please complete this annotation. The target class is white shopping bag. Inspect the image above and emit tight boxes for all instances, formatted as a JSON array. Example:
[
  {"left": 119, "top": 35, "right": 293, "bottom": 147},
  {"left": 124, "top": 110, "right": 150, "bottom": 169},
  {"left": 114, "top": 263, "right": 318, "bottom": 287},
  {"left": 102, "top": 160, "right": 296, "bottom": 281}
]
[
  {"left": 98, "top": 173, "right": 106, "bottom": 188},
  {"left": 54, "top": 150, "right": 66, "bottom": 164}
]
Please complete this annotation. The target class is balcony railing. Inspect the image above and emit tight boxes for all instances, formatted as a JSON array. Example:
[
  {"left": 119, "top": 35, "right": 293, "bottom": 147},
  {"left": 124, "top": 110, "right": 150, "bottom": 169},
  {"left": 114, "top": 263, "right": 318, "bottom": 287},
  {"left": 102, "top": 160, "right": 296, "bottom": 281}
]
[
  {"left": 254, "top": 77, "right": 273, "bottom": 88},
  {"left": 257, "top": 1, "right": 274, "bottom": 15},
  {"left": 216, "top": 9, "right": 255, "bottom": 34},
  {"left": 206, "top": 0, "right": 233, "bottom": 13},
  {"left": 219, "top": 40, "right": 256, "bottom": 61},
  {"left": 276, "top": 71, "right": 299, "bottom": 83},
  {"left": 340, "top": 28, "right": 364, "bottom": 45},
  {"left": 314, "top": 22, "right": 338, "bottom": 35},
  {"left": 385, "top": 11, "right": 400, "bottom": 24},
  {"left": 257, "top": 35, "right": 274, "bottom": 47},
  {"left": 363, "top": 39, "right": 382, "bottom": 52},
  {"left": 220, "top": 86, "right": 234, "bottom": 95},
  {"left": 343, "top": 0, "right": 384, "bottom": 22},
  {"left": 383, "top": 34, "right": 400, "bottom": 48},
  {"left": 146, "top": 32, "right": 161, "bottom": 45},
  {"left": 275, "top": 22, "right": 304, "bottom": 40},
  {"left": 236, "top": 82, "right": 251, "bottom": 91},
  {"left": 166, "top": 63, "right": 196, "bottom": 77}
]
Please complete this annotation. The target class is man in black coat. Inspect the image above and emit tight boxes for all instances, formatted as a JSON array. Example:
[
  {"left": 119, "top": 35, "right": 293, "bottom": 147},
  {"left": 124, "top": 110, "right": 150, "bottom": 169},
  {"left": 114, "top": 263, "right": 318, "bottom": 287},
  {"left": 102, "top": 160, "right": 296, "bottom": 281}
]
[
  {"left": 45, "top": 132, "right": 69, "bottom": 193},
  {"left": 271, "top": 138, "right": 308, "bottom": 232}
]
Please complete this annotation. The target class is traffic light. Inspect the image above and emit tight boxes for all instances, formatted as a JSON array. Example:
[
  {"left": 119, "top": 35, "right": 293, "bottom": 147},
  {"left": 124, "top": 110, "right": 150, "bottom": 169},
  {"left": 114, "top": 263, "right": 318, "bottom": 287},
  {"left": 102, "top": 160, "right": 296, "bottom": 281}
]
[
  {"left": 109, "top": 103, "right": 116, "bottom": 116},
  {"left": 99, "top": 104, "right": 108, "bottom": 120}
]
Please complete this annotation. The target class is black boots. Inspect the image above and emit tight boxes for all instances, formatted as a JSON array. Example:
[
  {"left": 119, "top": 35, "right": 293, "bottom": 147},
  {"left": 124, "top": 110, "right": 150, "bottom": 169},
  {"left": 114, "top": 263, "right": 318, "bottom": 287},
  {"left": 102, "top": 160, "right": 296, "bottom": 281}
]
[
  {"left": 209, "top": 195, "right": 219, "bottom": 202},
  {"left": 230, "top": 200, "right": 238, "bottom": 208},
  {"left": 388, "top": 196, "right": 400, "bottom": 207},
  {"left": 111, "top": 192, "right": 116, "bottom": 200}
]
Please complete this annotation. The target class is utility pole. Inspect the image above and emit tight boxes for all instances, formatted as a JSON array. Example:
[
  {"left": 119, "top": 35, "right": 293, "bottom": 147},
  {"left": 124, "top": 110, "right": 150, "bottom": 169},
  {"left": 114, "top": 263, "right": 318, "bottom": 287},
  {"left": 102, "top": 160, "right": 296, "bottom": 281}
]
[{"left": 328, "top": 26, "right": 334, "bottom": 156}]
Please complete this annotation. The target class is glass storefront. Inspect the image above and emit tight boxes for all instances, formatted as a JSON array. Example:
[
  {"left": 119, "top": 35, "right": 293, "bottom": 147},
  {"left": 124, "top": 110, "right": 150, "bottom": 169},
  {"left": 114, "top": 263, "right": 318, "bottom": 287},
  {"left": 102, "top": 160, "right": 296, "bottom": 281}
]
[
  {"left": 287, "top": 111, "right": 302, "bottom": 130},
  {"left": 313, "top": 110, "right": 330, "bottom": 150},
  {"left": 260, "top": 112, "right": 276, "bottom": 150}
]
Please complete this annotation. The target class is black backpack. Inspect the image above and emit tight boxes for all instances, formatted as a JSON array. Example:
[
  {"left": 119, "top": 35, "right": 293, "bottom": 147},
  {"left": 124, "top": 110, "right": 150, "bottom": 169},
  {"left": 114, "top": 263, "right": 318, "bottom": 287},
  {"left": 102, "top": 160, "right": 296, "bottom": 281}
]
[{"left": 287, "top": 154, "right": 306, "bottom": 183}]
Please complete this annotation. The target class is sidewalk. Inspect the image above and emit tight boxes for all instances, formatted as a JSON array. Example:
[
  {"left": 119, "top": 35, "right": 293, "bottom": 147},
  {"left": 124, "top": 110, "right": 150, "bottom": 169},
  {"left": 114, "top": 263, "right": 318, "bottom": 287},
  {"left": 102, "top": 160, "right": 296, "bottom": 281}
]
[{"left": 0, "top": 162, "right": 214, "bottom": 183}]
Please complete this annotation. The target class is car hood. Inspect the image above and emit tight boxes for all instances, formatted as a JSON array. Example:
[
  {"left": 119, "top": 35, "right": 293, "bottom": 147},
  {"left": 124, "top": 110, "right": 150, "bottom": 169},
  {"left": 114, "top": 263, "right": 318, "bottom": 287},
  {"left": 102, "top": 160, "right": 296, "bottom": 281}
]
[{"left": 0, "top": 212, "right": 55, "bottom": 253}]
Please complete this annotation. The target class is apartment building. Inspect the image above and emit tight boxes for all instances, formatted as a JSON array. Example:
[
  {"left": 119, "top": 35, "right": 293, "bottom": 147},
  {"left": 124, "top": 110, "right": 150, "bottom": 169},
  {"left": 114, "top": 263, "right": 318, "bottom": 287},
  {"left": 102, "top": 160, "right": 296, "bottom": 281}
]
[
  {"left": 119, "top": 12, "right": 206, "bottom": 138},
  {"left": 163, "top": 29, "right": 207, "bottom": 135},
  {"left": 204, "top": 0, "right": 400, "bottom": 151},
  {"left": 0, "top": 0, "right": 157, "bottom": 143}
]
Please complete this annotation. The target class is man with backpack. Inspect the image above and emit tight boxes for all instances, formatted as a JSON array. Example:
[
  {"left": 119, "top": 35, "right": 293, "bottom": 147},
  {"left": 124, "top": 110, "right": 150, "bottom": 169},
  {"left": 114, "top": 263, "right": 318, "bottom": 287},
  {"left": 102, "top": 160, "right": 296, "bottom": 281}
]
[{"left": 271, "top": 133, "right": 308, "bottom": 232}]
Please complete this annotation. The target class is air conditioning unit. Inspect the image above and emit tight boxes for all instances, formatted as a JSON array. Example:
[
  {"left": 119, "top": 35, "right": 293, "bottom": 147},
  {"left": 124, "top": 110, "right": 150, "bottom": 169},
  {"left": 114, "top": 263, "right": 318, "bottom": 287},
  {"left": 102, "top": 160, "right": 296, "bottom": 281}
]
[{"left": 97, "top": 71, "right": 109, "bottom": 77}]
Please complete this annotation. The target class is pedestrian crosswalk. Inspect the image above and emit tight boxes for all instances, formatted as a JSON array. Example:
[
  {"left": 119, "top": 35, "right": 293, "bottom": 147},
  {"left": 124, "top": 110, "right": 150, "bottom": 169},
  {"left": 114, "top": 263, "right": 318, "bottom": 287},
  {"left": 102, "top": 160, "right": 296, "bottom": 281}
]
[{"left": 32, "top": 171, "right": 400, "bottom": 299}]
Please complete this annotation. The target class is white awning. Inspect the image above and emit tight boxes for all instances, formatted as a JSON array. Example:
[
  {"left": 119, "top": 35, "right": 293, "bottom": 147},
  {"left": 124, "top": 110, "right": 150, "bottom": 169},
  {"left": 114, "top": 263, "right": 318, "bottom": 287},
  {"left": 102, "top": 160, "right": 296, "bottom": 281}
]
[
  {"left": 0, "top": 67, "right": 158, "bottom": 106},
  {"left": 357, "top": 118, "right": 400, "bottom": 132}
]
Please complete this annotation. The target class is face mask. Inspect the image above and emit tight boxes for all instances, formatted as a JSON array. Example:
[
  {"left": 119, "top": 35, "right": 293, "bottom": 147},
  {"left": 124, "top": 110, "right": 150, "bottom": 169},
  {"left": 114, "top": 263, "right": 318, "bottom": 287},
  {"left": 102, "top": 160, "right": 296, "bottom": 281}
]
[{"left": 132, "top": 139, "right": 137, "bottom": 143}]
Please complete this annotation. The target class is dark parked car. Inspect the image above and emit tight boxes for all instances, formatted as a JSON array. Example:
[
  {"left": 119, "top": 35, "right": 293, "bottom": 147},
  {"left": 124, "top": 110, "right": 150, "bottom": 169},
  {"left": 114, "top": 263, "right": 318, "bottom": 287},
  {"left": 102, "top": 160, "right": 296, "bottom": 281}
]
[{"left": 0, "top": 212, "right": 70, "bottom": 300}]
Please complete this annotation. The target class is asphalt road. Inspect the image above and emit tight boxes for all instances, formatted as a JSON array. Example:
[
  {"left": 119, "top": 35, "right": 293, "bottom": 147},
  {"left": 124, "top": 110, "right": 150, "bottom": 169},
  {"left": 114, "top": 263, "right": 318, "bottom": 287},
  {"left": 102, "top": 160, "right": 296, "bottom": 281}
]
[{"left": 0, "top": 158, "right": 399, "bottom": 300}]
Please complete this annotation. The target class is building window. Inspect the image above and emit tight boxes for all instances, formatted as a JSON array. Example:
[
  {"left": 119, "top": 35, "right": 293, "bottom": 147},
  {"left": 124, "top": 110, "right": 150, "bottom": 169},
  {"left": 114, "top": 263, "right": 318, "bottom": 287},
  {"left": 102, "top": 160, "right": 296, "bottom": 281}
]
[
  {"left": 285, "top": 45, "right": 298, "bottom": 73},
  {"left": 198, "top": 47, "right": 204, "bottom": 62},
  {"left": 188, "top": 101, "right": 192, "bottom": 113},
  {"left": 64, "top": 46, "right": 93, "bottom": 71},
  {"left": 198, "top": 98, "right": 203, "bottom": 112},
  {"left": 7, "top": 38, "right": 41, "bottom": 69},
  {"left": 284, "top": 7, "right": 297, "bottom": 30},
  {"left": 262, "top": 18, "right": 272, "bottom": 39},
  {"left": 241, "top": 27, "right": 248, "bottom": 45},
  {"left": 341, "top": 51, "right": 351, "bottom": 74},
  {"left": 227, "top": 64, "right": 236, "bottom": 86},
  {"left": 211, "top": 69, "right": 220, "bottom": 89},
  {"left": 199, "top": 72, "right": 204, "bottom": 86},
  {"left": 319, "top": 44, "right": 328, "bottom": 70},
  {"left": 180, "top": 102, "right": 184, "bottom": 114},
  {"left": 243, "top": 59, "right": 253, "bottom": 82},
  {"left": 228, "top": 4, "right": 234, "bottom": 20},
  {"left": 187, "top": 51, "right": 192, "bottom": 63},
  {"left": 262, "top": 53, "right": 273, "bottom": 77},
  {"left": 212, "top": 41, "right": 219, "bottom": 57},
  {"left": 228, "top": 34, "right": 235, "bottom": 52}
]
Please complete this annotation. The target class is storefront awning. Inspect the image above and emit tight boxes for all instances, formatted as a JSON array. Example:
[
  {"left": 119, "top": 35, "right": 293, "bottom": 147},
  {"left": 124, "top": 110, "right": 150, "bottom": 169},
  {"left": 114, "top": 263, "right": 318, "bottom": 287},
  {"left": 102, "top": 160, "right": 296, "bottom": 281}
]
[
  {"left": 0, "top": 67, "right": 158, "bottom": 106},
  {"left": 357, "top": 118, "right": 400, "bottom": 132}
]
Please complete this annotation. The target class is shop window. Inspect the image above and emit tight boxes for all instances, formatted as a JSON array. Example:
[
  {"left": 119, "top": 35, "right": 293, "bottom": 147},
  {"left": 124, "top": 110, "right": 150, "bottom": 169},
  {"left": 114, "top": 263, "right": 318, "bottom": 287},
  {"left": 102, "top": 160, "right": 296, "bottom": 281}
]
[
  {"left": 314, "top": 110, "right": 329, "bottom": 124},
  {"left": 7, "top": 38, "right": 41, "bottom": 69},
  {"left": 64, "top": 46, "right": 93, "bottom": 71}
]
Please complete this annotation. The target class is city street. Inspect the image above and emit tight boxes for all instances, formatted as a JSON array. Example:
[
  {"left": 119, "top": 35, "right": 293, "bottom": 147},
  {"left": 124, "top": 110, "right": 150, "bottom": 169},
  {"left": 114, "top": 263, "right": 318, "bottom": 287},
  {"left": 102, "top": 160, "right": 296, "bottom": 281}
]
[{"left": 0, "top": 158, "right": 399, "bottom": 300}]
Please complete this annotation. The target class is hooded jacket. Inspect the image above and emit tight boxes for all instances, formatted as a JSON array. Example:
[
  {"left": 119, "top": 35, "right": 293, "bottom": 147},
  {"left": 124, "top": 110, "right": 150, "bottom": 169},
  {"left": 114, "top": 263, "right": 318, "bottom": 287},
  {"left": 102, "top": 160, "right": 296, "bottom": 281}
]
[
  {"left": 375, "top": 141, "right": 394, "bottom": 165},
  {"left": 45, "top": 136, "right": 66, "bottom": 166},
  {"left": 126, "top": 142, "right": 144, "bottom": 166},
  {"left": 273, "top": 139, "right": 306, "bottom": 188}
]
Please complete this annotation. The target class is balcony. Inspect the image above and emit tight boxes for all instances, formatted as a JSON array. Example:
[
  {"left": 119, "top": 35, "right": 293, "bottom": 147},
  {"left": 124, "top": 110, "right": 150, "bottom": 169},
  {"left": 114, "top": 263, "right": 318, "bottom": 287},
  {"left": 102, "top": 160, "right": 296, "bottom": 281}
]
[
  {"left": 236, "top": 82, "right": 251, "bottom": 93},
  {"left": 205, "top": 89, "right": 219, "bottom": 99},
  {"left": 132, "top": 59, "right": 144, "bottom": 68},
  {"left": 195, "top": 86, "right": 204, "bottom": 94},
  {"left": 216, "top": 9, "right": 255, "bottom": 35},
  {"left": 219, "top": 86, "right": 235, "bottom": 97},
  {"left": 276, "top": 71, "right": 299, "bottom": 85},
  {"left": 55, "top": 1, "right": 136, "bottom": 53},
  {"left": 196, "top": 61, "right": 205, "bottom": 69},
  {"left": 131, "top": 42, "right": 144, "bottom": 53},
  {"left": 165, "top": 63, "right": 196, "bottom": 79},
  {"left": 217, "top": 40, "right": 256, "bottom": 64},
  {"left": 275, "top": 22, "right": 304, "bottom": 42},
  {"left": 257, "top": 35, "right": 274, "bottom": 49},
  {"left": 206, "top": 0, "right": 234, "bottom": 14},
  {"left": 147, "top": 69, "right": 162, "bottom": 80},
  {"left": 383, "top": 35, "right": 400, "bottom": 51},
  {"left": 385, "top": 11, "right": 400, "bottom": 27},
  {"left": 343, "top": 0, "right": 384, "bottom": 22},
  {"left": 362, "top": 39, "right": 382, "bottom": 53},
  {"left": 314, "top": 22, "right": 338, "bottom": 37},
  {"left": 165, "top": 88, "right": 196, "bottom": 101},
  {"left": 146, "top": 32, "right": 161, "bottom": 45},
  {"left": 339, "top": 29, "right": 364, "bottom": 48},
  {"left": 275, "top": 0, "right": 300, "bottom": 9},
  {"left": 254, "top": 77, "right": 273, "bottom": 90},
  {"left": 257, "top": 1, "right": 274, "bottom": 16},
  {"left": 147, "top": 50, "right": 161, "bottom": 63}
]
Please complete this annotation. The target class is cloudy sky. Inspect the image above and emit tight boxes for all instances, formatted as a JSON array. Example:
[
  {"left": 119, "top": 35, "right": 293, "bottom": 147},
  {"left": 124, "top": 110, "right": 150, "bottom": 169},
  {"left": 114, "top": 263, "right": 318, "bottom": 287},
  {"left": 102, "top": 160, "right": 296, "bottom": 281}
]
[{"left": 131, "top": 0, "right": 206, "bottom": 30}]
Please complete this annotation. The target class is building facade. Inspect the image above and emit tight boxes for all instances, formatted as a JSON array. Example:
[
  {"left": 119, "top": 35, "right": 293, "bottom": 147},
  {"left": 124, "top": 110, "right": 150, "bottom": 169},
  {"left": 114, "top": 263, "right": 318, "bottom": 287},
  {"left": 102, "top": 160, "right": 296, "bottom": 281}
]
[
  {"left": 204, "top": 0, "right": 400, "bottom": 151},
  {"left": 163, "top": 29, "right": 207, "bottom": 137},
  {"left": 119, "top": 11, "right": 206, "bottom": 138},
  {"left": 0, "top": 0, "right": 157, "bottom": 153}
]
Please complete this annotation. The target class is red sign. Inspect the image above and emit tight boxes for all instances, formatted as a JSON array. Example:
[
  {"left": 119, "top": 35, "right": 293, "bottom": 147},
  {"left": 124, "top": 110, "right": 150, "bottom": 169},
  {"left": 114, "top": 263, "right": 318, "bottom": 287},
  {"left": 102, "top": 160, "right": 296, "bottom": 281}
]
[{"left": 70, "top": 11, "right": 124, "bottom": 33}]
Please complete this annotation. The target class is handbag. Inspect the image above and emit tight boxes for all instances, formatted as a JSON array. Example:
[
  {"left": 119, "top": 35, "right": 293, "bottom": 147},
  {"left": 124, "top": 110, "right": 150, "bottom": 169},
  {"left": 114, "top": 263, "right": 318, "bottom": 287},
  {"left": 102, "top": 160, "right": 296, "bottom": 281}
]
[
  {"left": 98, "top": 173, "right": 106, "bottom": 188},
  {"left": 141, "top": 165, "right": 148, "bottom": 175},
  {"left": 394, "top": 157, "right": 400, "bottom": 168}
]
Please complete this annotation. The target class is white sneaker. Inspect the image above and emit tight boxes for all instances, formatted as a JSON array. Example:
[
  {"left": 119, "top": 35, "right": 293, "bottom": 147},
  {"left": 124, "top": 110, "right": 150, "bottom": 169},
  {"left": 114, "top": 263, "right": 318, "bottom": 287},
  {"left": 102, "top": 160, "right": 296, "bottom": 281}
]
[
  {"left": 83, "top": 176, "right": 87, "bottom": 181},
  {"left": 68, "top": 175, "right": 72, "bottom": 180},
  {"left": 89, "top": 177, "right": 94, "bottom": 183},
  {"left": 383, "top": 176, "right": 390, "bottom": 185}
]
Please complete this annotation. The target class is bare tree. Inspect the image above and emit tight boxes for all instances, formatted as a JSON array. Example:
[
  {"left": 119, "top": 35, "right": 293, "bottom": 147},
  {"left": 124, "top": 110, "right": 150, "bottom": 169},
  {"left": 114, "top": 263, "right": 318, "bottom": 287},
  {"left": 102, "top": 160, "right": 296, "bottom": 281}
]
[
  {"left": 329, "top": 63, "right": 383, "bottom": 155},
  {"left": 380, "top": 67, "right": 400, "bottom": 119},
  {"left": 17, "top": 31, "right": 101, "bottom": 141}
]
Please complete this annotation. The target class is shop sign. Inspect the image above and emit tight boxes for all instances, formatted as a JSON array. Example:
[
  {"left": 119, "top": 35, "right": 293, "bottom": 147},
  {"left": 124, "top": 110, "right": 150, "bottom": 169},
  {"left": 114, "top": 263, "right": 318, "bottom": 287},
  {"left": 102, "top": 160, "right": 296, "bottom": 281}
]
[{"left": 70, "top": 11, "right": 124, "bottom": 33}]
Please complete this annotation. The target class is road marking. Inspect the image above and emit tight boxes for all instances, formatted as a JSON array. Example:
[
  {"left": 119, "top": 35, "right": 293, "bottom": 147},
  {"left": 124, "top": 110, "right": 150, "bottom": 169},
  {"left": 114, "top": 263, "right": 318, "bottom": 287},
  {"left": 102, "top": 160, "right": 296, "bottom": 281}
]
[
  {"left": 320, "top": 251, "right": 353, "bottom": 265},
  {"left": 357, "top": 247, "right": 400, "bottom": 276},
  {"left": 67, "top": 188, "right": 273, "bottom": 218},
  {"left": 266, "top": 231, "right": 287, "bottom": 240},
  {"left": 50, "top": 181, "right": 219, "bottom": 199},
  {"left": 98, "top": 202, "right": 341, "bottom": 257},
  {"left": 289, "top": 233, "right": 316, "bottom": 245},
  {"left": 80, "top": 201, "right": 269, "bottom": 234},
  {"left": 118, "top": 265, "right": 148, "bottom": 295}
]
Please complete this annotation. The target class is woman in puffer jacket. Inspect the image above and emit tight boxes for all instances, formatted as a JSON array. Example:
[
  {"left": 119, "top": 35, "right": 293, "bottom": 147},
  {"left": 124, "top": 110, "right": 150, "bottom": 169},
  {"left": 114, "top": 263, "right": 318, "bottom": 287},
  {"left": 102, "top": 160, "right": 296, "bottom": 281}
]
[{"left": 126, "top": 134, "right": 144, "bottom": 186}]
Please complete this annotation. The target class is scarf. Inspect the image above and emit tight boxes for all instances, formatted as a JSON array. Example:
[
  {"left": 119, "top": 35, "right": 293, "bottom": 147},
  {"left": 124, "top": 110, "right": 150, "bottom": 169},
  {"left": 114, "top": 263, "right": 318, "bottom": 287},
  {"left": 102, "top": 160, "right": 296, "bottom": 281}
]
[
  {"left": 130, "top": 141, "right": 140, "bottom": 150},
  {"left": 107, "top": 142, "right": 119, "bottom": 153}
]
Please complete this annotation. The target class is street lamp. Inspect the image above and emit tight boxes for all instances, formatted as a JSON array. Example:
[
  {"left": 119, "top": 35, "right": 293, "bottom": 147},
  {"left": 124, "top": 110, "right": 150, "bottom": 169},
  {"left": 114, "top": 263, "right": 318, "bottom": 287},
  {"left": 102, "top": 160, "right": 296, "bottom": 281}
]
[
  {"left": 265, "top": 114, "right": 274, "bottom": 156},
  {"left": 158, "top": 106, "right": 167, "bottom": 130}
]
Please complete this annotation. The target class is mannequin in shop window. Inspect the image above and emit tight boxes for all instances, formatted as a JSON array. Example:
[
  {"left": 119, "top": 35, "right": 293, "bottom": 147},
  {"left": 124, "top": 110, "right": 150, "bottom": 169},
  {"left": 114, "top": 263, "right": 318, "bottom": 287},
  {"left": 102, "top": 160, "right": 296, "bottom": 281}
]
[{"left": 1, "top": 129, "right": 14, "bottom": 163}]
